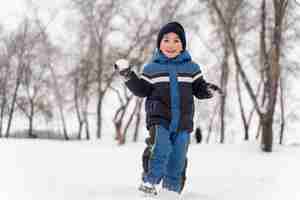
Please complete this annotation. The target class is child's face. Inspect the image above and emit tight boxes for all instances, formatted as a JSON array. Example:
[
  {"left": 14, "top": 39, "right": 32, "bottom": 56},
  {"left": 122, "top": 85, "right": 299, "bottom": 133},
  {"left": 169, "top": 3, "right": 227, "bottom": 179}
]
[{"left": 159, "top": 32, "right": 183, "bottom": 58}]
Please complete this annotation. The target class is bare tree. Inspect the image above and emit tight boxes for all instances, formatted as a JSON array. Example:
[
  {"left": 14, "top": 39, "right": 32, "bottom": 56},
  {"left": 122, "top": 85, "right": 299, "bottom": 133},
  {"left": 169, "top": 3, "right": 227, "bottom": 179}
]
[
  {"left": 0, "top": 28, "right": 12, "bottom": 137},
  {"left": 0, "top": 18, "right": 56, "bottom": 139},
  {"left": 16, "top": 56, "right": 52, "bottom": 138},
  {"left": 0, "top": 62, "right": 8, "bottom": 137},
  {"left": 70, "top": 0, "right": 125, "bottom": 139},
  {"left": 257, "top": 0, "right": 288, "bottom": 151},
  {"left": 205, "top": 0, "right": 255, "bottom": 143},
  {"left": 206, "top": 1, "right": 237, "bottom": 143},
  {"left": 71, "top": 58, "right": 93, "bottom": 140},
  {"left": 12, "top": 17, "right": 56, "bottom": 138},
  {"left": 3, "top": 18, "right": 39, "bottom": 138},
  {"left": 209, "top": 0, "right": 290, "bottom": 152},
  {"left": 47, "top": 59, "right": 70, "bottom": 140}
]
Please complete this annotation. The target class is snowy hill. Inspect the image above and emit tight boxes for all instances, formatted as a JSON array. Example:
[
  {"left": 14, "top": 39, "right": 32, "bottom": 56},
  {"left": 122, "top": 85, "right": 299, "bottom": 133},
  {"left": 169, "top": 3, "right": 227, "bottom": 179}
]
[{"left": 0, "top": 139, "right": 299, "bottom": 200}]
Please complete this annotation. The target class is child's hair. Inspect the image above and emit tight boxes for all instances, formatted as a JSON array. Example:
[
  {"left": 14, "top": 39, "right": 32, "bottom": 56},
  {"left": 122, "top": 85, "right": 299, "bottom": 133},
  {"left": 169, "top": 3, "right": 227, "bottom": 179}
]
[{"left": 156, "top": 21, "right": 186, "bottom": 50}]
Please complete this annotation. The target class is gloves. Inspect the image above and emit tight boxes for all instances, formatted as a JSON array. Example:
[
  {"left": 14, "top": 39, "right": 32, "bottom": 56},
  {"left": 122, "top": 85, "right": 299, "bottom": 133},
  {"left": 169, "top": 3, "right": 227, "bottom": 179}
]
[
  {"left": 203, "top": 88, "right": 213, "bottom": 99},
  {"left": 114, "top": 59, "right": 132, "bottom": 78},
  {"left": 207, "top": 83, "right": 223, "bottom": 95},
  {"left": 197, "top": 82, "right": 222, "bottom": 99}
]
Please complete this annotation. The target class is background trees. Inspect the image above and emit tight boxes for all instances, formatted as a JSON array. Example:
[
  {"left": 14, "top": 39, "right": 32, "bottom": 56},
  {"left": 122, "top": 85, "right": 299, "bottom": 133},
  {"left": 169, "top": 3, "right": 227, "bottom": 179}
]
[{"left": 0, "top": 0, "right": 299, "bottom": 152}]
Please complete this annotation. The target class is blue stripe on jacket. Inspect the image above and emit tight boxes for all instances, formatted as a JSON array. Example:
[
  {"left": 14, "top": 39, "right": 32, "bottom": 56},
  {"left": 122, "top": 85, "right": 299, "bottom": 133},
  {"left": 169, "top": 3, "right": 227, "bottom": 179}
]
[{"left": 168, "top": 65, "right": 180, "bottom": 132}]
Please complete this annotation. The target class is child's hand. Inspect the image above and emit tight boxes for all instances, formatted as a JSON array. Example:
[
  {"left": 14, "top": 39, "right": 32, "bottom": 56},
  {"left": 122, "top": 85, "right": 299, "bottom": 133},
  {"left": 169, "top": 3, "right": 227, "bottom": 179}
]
[{"left": 114, "top": 59, "right": 132, "bottom": 77}]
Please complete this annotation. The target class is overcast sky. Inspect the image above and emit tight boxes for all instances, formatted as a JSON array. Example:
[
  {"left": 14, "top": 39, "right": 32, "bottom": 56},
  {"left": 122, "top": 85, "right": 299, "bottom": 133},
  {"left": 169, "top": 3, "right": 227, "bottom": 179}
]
[
  {"left": 0, "top": 0, "right": 67, "bottom": 31},
  {"left": 0, "top": 0, "right": 74, "bottom": 47},
  {"left": 0, "top": 0, "right": 26, "bottom": 27}
]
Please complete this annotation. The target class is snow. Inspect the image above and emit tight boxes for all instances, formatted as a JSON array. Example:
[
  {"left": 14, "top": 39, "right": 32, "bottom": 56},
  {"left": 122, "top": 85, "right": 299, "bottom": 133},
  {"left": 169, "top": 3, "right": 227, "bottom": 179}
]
[{"left": 0, "top": 139, "right": 299, "bottom": 200}]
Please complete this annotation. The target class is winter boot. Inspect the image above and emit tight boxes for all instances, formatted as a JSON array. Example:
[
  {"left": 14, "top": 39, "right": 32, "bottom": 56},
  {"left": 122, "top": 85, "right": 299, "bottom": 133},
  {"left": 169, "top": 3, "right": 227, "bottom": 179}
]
[{"left": 138, "top": 182, "right": 158, "bottom": 196}]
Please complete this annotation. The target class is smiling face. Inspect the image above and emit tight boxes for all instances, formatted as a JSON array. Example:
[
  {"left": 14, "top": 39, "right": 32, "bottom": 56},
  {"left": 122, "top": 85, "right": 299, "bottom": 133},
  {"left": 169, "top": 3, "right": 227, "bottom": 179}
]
[{"left": 159, "top": 32, "right": 183, "bottom": 59}]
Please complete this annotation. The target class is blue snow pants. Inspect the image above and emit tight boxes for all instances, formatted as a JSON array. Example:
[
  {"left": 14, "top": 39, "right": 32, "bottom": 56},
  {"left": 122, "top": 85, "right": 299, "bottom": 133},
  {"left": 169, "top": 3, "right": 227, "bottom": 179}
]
[{"left": 143, "top": 125, "right": 190, "bottom": 192}]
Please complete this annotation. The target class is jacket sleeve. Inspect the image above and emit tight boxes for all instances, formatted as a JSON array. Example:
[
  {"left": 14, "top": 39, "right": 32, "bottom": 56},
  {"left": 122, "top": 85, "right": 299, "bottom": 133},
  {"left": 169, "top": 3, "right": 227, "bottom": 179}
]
[
  {"left": 125, "top": 71, "right": 153, "bottom": 97},
  {"left": 192, "top": 68, "right": 213, "bottom": 99}
]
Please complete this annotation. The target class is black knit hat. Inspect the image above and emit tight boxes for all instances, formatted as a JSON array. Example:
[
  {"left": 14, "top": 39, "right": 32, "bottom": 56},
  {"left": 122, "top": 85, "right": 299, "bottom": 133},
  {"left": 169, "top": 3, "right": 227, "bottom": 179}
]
[{"left": 157, "top": 21, "right": 186, "bottom": 51}]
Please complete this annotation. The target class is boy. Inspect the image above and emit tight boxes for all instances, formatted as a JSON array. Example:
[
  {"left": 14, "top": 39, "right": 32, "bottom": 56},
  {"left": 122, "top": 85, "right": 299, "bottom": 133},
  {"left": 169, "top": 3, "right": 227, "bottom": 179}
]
[{"left": 115, "top": 22, "right": 220, "bottom": 197}]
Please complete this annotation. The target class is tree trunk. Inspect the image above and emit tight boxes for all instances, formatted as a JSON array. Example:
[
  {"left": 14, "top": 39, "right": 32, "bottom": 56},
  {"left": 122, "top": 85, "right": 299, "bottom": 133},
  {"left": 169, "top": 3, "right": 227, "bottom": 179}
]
[
  {"left": 0, "top": 66, "right": 9, "bottom": 137},
  {"left": 206, "top": 101, "right": 220, "bottom": 143},
  {"left": 261, "top": 114, "right": 273, "bottom": 152},
  {"left": 77, "top": 122, "right": 83, "bottom": 140},
  {"left": 61, "top": 114, "right": 69, "bottom": 140},
  {"left": 133, "top": 99, "right": 143, "bottom": 142},
  {"left": 260, "top": 0, "right": 287, "bottom": 152},
  {"left": 219, "top": 38, "right": 230, "bottom": 143},
  {"left": 85, "top": 120, "right": 90, "bottom": 140},
  {"left": 5, "top": 77, "right": 21, "bottom": 138},
  {"left": 49, "top": 64, "right": 69, "bottom": 140},
  {"left": 96, "top": 94, "right": 103, "bottom": 139},
  {"left": 279, "top": 77, "right": 285, "bottom": 145},
  {"left": 119, "top": 101, "right": 139, "bottom": 145},
  {"left": 74, "top": 83, "right": 84, "bottom": 140},
  {"left": 96, "top": 42, "right": 104, "bottom": 139},
  {"left": 236, "top": 67, "right": 249, "bottom": 141},
  {"left": 0, "top": 95, "right": 7, "bottom": 137},
  {"left": 28, "top": 101, "right": 36, "bottom": 138},
  {"left": 28, "top": 116, "right": 35, "bottom": 138}
]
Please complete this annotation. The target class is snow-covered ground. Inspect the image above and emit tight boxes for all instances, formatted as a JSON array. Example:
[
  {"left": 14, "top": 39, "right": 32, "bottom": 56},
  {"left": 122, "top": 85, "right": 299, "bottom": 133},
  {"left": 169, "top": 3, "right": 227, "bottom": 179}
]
[{"left": 0, "top": 139, "right": 299, "bottom": 200}]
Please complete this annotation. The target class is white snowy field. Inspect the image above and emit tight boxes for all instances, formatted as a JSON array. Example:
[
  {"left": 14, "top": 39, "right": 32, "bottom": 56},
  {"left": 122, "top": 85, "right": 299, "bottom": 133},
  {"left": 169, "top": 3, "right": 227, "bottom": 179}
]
[{"left": 0, "top": 139, "right": 299, "bottom": 200}]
